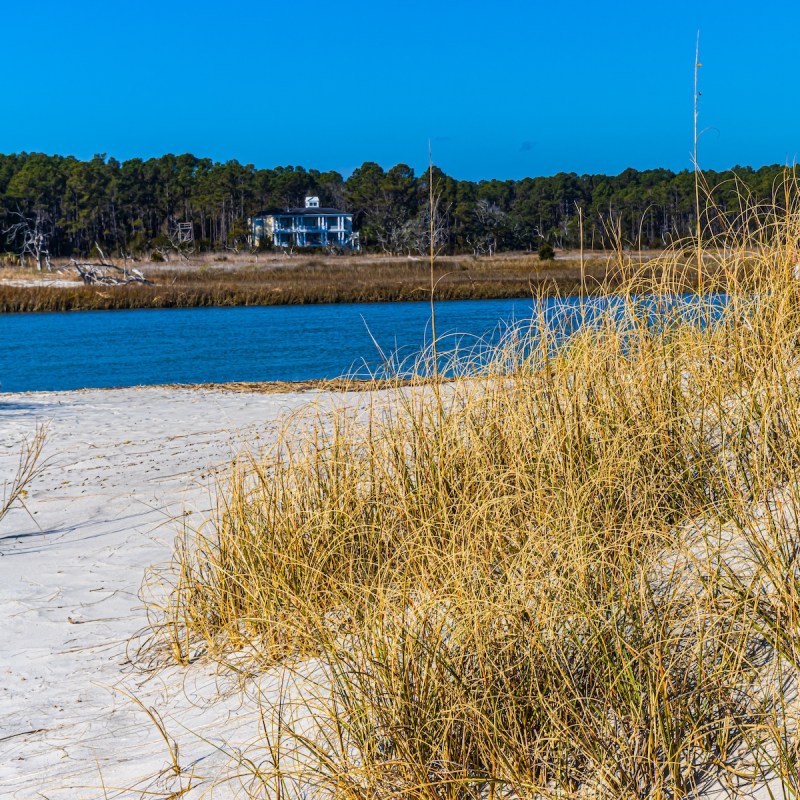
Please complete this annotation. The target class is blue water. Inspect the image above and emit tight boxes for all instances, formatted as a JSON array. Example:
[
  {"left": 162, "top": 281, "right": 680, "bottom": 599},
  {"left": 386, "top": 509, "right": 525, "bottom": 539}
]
[
  {"left": 0, "top": 299, "right": 542, "bottom": 393},
  {"left": 0, "top": 294, "right": 730, "bottom": 393}
]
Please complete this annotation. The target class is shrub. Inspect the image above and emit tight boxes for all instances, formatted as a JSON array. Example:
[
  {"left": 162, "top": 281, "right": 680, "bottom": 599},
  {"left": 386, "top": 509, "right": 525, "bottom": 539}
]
[{"left": 538, "top": 241, "right": 555, "bottom": 260}]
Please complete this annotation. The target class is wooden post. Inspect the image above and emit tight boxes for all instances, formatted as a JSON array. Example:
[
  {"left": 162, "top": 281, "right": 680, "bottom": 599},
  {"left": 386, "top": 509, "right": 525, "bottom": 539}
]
[{"left": 694, "top": 31, "right": 703, "bottom": 292}]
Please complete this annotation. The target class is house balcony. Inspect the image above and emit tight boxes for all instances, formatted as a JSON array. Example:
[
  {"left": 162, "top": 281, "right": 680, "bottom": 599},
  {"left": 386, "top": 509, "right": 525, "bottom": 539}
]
[{"left": 274, "top": 225, "right": 348, "bottom": 234}]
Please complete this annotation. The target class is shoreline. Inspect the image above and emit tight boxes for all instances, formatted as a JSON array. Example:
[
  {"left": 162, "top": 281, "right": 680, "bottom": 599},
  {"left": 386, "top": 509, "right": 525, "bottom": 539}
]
[
  {"left": 2, "top": 377, "right": 429, "bottom": 397},
  {"left": 0, "top": 283, "right": 582, "bottom": 313}
]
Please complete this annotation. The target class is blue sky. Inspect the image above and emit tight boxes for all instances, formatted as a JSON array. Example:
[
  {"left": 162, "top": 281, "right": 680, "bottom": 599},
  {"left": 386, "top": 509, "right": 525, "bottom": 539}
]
[{"left": 3, "top": 1, "right": 797, "bottom": 181}]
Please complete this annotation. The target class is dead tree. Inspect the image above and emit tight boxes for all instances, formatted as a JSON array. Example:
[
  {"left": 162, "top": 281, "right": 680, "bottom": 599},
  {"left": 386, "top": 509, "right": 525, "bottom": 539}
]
[
  {"left": 3, "top": 210, "right": 52, "bottom": 271},
  {"left": 156, "top": 226, "right": 195, "bottom": 263}
]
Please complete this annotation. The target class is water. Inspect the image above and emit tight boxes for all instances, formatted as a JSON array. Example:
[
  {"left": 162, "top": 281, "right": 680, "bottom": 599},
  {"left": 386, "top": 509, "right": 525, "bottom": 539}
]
[
  {"left": 0, "top": 298, "right": 542, "bottom": 393},
  {"left": 0, "top": 293, "right": 730, "bottom": 393}
]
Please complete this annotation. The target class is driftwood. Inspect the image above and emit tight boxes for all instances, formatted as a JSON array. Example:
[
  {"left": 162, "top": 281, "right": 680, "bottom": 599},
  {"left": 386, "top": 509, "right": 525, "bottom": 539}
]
[
  {"left": 73, "top": 261, "right": 152, "bottom": 285},
  {"left": 71, "top": 245, "right": 153, "bottom": 285}
]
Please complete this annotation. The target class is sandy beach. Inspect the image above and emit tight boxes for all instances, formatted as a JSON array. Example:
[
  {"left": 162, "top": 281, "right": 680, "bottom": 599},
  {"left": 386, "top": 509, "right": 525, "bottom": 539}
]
[
  {"left": 0, "top": 386, "right": 321, "bottom": 799},
  {"left": 0, "top": 383, "right": 789, "bottom": 800}
]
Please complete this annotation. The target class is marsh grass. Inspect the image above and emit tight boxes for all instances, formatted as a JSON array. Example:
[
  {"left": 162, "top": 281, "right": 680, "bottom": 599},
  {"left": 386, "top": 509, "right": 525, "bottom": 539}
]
[
  {"left": 1, "top": 254, "right": 645, "bottom": 312},
  {"left": 144, "top": 183, "right": 800, "bottom": 798}
]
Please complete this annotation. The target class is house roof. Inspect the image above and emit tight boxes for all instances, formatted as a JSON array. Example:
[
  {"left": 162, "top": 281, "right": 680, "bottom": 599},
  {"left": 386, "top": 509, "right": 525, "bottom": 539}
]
[
  {"left": 280, "top": 207, "right": 350, "bottom": 216},
  {"left": 253, "top": 207, "right": 351, "bottom": 218}
]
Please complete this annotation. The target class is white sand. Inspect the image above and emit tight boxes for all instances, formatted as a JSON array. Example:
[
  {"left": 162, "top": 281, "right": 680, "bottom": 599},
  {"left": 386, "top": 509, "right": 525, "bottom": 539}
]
[
  {"left": 0, "top": 278, "right": 80, "bottom": 288},
  {"left": 0, "top": 387, "right": 320, "bottom": 799}
]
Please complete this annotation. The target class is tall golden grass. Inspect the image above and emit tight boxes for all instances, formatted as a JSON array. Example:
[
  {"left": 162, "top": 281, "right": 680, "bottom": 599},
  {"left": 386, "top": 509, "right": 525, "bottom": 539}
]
[{"left": 145, "top": 184, "right": 800, "bottom": 798}]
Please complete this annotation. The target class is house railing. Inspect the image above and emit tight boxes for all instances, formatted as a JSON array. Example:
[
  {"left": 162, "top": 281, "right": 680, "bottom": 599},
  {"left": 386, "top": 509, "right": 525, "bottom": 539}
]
[{"left": 273, "top": 225, "right": 348, "bottom": 233}]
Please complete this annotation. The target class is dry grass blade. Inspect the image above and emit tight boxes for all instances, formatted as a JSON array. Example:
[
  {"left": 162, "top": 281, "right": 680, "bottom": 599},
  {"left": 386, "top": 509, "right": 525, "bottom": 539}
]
[{"left": 1, "top": 421, "right": 48, "bottom": 524}]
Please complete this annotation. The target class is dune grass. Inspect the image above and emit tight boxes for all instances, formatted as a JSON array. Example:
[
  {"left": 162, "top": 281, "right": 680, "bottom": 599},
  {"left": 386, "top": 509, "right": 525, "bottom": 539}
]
[{"left": 144, "top": 186, "right": 800, "bottom": 798}]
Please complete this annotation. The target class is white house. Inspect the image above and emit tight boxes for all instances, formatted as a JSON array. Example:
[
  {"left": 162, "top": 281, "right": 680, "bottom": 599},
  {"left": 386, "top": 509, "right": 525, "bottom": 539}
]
[{"left": 250, "top": 196, "right": 359, "bottom": 250}]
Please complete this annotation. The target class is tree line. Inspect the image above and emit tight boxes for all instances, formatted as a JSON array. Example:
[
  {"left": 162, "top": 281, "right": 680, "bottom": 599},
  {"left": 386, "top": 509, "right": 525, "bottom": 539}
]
[{"left": 0, "top": 151, "right": 791, "bottom": 261}]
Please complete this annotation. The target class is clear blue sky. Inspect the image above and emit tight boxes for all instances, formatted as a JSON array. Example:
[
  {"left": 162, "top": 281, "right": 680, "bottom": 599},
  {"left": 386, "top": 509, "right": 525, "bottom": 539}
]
[{"left": 3, "top": 0, "right": 797, "bottom": 181}]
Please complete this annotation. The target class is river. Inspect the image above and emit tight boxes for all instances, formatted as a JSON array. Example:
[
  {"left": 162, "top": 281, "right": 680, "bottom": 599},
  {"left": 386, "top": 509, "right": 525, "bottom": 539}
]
[{"left": 1, "top": 298, "right": 557, "bottom": 393}]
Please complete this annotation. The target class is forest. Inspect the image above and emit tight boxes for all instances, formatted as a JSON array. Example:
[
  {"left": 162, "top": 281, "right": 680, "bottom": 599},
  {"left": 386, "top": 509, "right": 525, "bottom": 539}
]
[{"left": 0, "top": 151, "right": 791, "bottom": 260}]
